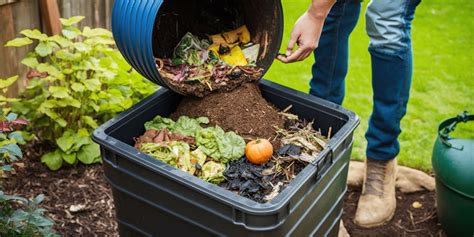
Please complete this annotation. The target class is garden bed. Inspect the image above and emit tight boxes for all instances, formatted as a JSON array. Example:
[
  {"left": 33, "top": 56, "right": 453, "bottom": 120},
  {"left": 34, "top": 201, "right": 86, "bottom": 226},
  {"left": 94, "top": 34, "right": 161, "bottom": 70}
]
[{"left": 3, "top": 157, "right": 117, "bottom": 236}]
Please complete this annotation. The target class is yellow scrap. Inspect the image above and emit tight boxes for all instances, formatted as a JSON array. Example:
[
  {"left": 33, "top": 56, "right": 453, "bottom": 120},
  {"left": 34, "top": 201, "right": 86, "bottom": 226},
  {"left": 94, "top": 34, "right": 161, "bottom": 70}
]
[
  {"left": 209, "top": 44, "right": 248, "bottom": 66},
  {"left": 209, "top": 25, "right": 251, "bottom": 46},
  {"left": 223, "top": 25, "right": 251, "bottom": 44},
  {"left": 208, "top": 25, "right": 251, "bottom": 66},
  {"left": 221, "top": 46, "right": 248, "bottom": 66}
]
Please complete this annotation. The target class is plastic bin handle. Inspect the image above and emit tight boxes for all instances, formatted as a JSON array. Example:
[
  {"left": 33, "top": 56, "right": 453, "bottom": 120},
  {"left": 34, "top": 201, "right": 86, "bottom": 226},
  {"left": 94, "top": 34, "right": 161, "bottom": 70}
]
[
  {"left": 313, "top": 146, "right": 334, "bottom": 180},
  {"left": 438, "top": 111, "right": 473, "bottom": 150}
]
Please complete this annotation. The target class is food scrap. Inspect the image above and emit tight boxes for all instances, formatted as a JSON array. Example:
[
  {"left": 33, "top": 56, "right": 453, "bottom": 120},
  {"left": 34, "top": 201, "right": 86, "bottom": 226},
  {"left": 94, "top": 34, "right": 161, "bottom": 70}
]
[
  {"left": 135, "top": 106, "right": 331, "bottom": 203},
  {"left": 135, "top": 115, "right": 245, "bottom": 184},
  {"left": 155, "top": 25, "right": 264, "bottom": 96},
  {"left": 245, "top": 139, "right": 274, "bottom": 165}
]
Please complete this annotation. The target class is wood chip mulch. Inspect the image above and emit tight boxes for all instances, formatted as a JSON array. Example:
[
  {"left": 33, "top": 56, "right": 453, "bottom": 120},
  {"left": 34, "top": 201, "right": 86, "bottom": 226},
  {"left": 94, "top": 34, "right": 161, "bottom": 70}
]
[{"left": 2, "top": 157, "right": 118, "bottom": 236}]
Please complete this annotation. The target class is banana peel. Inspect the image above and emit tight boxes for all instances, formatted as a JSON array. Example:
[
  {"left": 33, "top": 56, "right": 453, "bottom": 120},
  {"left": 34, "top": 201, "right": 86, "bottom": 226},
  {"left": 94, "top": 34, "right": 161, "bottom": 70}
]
[
  {"left": 209, "top": 44, "right": 248, "bottom": 66},
  {"left": 209, "top": 34, "right": 227, "bottom": 45},
  {"left": 223, "top": 25, "right": 251, "bottom": 44},
  {"left": 209, "top": 25, "right": 251, "bottom": 46},
  {"left": 221, "top": 46, "right": 248, "bottom": 66},
  {"left": 207, "top": 25, "right": 252, "bottom": 66}
]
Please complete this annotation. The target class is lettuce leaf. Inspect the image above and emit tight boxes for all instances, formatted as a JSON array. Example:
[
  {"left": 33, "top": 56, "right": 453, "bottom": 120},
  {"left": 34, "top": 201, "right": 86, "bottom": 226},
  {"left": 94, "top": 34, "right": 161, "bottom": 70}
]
[
  {"left": 173, "top": 116, "right": 209, "bottom": 137},
  {"left": 218, "top": 131, "right": 246, "bottom": 162},
  {"left": 144, "top": 115, "right": 175, "bottom": 131},
  {"left": 140, "top": 141, "right": 190, "bottom": 167},
  {"left": 201, "top": 161, "right": 226, "bottom": 184},
  {"left": 196, "top": 126, "right": 245, "bottom": 163},
  {"left": 142, "top": 115, "right": 244, "bottom": 167},
  {"left": 144, "top": 115, "right": 209, "bottom": 137},
  {"left": 195, "top": 127, "right": 225, "bottom": 159}
]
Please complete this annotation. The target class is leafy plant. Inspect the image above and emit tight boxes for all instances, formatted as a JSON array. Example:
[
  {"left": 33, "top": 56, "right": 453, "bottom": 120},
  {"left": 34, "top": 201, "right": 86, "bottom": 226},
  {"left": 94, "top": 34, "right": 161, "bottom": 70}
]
[
  {"left": 2, "top": 16, "right": 158, "bottom": 170},
  {"left": 0, "top": 113, "right": 28, "bottom": 172},
  {"left": 0, "top": 192, "right": 57, "bottom": 237},
  {"left": 0, "top": 114, "right": 56, "bottom": 236}
]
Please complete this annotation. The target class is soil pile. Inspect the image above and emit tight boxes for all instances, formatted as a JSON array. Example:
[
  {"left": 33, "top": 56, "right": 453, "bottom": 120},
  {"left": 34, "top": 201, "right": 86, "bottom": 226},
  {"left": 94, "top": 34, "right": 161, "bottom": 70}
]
[{"left": 171, "top": 82, "right": 285, "bottom": 143}]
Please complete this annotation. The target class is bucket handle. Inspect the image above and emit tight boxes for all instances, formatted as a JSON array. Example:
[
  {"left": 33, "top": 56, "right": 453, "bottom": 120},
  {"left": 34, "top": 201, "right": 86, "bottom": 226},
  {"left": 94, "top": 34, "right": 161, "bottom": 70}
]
[{"left": 438, "top": 111, "right": 473, "bottom": 150}]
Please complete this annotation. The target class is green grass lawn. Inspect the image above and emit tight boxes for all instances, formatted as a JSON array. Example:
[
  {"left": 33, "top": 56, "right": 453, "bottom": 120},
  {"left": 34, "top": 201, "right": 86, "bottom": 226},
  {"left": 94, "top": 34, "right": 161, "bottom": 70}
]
[{"left": 266, "top": 0, "right": 474, "bottom": 171}]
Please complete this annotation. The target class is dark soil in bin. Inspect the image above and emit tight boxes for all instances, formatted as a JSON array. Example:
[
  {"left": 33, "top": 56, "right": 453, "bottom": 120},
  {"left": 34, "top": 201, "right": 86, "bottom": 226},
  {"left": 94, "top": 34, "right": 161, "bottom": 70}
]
[{"left": 171, "top": 82, "right": 285, "bottom": 146}]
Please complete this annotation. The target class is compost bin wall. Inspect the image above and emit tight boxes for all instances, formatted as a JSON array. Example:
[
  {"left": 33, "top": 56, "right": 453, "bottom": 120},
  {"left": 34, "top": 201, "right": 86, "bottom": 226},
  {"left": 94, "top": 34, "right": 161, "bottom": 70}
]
[{"left": 93, "top": 80, "right": 359, "bottom": 236}]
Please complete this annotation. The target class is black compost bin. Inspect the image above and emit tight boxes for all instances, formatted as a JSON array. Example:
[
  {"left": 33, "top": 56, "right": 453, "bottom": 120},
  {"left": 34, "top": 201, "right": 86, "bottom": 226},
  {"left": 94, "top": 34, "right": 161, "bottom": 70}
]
[
  {"left": 99, "top": 0, "right": 360, "bottom": 236},
  {"left": 93, "top": 80, "right": 359, "bottom": 236}
]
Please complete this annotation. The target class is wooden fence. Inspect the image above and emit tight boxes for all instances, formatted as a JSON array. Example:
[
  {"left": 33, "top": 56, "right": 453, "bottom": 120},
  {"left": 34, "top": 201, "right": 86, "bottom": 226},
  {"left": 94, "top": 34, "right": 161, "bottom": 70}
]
[{"left": 0, "top": 0, "right": 114, "bottom": 96}]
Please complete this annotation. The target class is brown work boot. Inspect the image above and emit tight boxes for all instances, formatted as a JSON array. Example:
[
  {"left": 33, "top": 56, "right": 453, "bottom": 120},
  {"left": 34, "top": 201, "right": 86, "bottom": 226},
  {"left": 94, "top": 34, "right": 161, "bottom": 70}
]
[
  {"left": 338, "top": 220, "right": 350, "bottom": 237},
  {"left": 354, "top": 158, "right": 397, "bottom": 228}
]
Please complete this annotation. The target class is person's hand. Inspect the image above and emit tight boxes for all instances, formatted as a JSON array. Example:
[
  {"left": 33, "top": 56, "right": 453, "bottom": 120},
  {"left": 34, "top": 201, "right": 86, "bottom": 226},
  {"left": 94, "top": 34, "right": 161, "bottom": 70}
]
[{"left": 277, "top": 10, "right": 328, "bottom": 63}]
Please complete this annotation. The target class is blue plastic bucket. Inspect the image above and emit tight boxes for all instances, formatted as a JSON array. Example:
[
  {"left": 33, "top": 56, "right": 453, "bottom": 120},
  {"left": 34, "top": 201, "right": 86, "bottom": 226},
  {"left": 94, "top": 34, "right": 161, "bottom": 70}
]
[{"left": 111, "top": 0, "right": 284, "bottom": 94}]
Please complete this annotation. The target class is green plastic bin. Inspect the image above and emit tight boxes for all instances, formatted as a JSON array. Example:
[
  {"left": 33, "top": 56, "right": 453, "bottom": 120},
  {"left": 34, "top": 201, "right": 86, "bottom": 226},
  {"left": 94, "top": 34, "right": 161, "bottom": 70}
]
[{"left": 432, "top": 112, "right": 474, "bottom": 237}]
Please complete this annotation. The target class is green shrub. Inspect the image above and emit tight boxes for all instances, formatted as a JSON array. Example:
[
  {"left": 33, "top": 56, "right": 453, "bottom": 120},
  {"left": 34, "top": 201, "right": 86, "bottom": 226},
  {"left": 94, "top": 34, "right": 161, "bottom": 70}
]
[
  {"left": 2, "top": 16, "right": 158, "bottom": 170},
  {"left": 0, "top": 112, "right": 28, "bottom": 172},
  {"left": 0, "top": 192, "right": 57, "bottom": 237},
  {"left": 0, "top": 114, "right": 57, "bottom": 236}
]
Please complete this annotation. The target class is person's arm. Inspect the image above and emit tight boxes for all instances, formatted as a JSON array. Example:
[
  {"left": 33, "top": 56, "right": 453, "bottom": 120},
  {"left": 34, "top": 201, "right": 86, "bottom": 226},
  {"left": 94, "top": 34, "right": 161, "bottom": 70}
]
[{"left": 277, "top": 0, "right": 336, "bottom": 63}]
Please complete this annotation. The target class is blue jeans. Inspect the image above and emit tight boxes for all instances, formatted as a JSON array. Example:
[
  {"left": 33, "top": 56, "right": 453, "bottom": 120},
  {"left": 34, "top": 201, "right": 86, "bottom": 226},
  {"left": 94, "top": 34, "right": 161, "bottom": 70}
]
[{"left": 310, "top": 0, "right": 421, "bottom": 161}]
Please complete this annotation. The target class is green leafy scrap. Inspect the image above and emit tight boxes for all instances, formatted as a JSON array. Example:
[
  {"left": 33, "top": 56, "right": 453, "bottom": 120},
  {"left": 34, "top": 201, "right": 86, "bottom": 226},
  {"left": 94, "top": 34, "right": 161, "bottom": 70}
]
[
  {"left": 173, "top": 32, "right": 211, "bottom": 66},
  {"left": 173, "top": 116, "right": 209, "bottom": 137},
  {"left": 138, "top": 115, "right": 245, "bottom": 184},
  {"left": 196, "top": 126, "right": 245, "bottom": 163},
  {"left": 140, "top": 141, "right": 190, "bottom": 167},
  {"left": 144, "top": 115, "right": 209, "bottom": 137},
  {"left": 201, "top": 161, "right": 226, "bottom": 184},
  {"left": 144, "top": 115, "right": 176, "bottom": 131}
]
